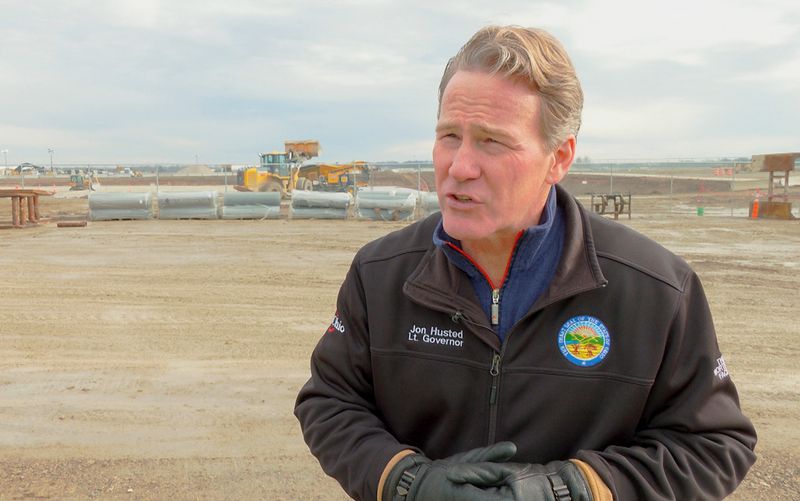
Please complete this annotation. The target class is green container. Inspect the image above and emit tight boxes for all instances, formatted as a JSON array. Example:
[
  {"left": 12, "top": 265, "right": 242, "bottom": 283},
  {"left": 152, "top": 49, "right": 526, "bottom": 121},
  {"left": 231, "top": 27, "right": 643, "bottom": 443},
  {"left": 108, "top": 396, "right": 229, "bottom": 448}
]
[{"left": 697, "top": 207, "right": 705, "bottom": 216}]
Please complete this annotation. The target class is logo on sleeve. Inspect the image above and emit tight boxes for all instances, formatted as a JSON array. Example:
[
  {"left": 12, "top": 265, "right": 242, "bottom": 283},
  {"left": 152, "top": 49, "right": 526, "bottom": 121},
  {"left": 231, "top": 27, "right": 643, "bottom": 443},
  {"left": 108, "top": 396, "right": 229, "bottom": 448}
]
[
  {"left": 558, "top": 316, "right": 611, "bottom": 367},
  {"left": 714, "top": 356, "right": 729, "bottom": 380},
  {"left": 327, "top": 312, "right": 346, "bottom": 334}
]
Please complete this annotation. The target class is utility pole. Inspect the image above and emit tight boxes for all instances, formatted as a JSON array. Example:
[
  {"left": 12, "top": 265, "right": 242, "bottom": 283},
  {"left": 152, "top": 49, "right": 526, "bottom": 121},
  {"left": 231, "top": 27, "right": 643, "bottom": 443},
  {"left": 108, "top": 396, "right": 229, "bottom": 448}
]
[
  {"left": 48, "top": 148, "right": 54, "bottom": 174},
  {"left": 609, "top": 163, "right": 614, "bottom": 194}
]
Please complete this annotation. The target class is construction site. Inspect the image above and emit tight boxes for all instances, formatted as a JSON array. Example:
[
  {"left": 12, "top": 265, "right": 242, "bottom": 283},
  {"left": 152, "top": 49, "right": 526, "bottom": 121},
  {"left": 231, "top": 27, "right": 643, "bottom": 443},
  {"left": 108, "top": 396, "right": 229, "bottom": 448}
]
[{"left": 0, "top": 153, "right": 799, "bottom": 499}]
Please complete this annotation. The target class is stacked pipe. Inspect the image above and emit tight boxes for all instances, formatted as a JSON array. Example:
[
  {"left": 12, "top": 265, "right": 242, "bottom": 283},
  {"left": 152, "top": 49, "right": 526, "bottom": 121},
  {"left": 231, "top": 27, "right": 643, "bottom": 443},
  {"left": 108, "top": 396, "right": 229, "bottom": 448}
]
[
  {"left": 89, "top": 192, "right": 153, "bottom": 221},
  {"left": 157, "top": 191, "right": 218, "bottom": 220},
  {"left": 418, "top": 191, "right": 440, "bottom": 217},
  {"left": 221, "top": 192, "right": 281, "bottom": 219},
  {"left": 291, "top": 191, "right": 351, "bottom": 219},
  {"left": 356, "top": 187, "right": 418, "bottom": 221}
]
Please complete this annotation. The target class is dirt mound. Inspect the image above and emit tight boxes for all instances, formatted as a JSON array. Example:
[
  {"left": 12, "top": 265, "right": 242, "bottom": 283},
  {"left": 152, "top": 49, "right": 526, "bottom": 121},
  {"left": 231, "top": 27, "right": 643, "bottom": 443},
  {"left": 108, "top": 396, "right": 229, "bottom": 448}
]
[
  {"left": 371, "top": 170, "right": 434, "bottom": 191},
  {"left": 176, "top": 164, "right": 215, "bottom": 176}
]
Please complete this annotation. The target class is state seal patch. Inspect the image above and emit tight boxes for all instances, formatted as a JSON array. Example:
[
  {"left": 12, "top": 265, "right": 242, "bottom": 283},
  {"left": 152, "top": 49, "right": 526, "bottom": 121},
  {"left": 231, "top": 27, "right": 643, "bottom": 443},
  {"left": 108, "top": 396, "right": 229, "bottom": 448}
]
[{"left": 558, "top": 316, "right": 611, "bottom": 367}]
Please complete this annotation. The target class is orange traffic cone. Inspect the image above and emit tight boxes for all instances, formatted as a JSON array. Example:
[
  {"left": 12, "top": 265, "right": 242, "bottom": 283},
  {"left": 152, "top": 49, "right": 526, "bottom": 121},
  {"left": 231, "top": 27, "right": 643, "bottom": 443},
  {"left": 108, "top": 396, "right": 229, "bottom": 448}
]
[{"left": 751, "top": 198, "right": 760, "bottom": 219}]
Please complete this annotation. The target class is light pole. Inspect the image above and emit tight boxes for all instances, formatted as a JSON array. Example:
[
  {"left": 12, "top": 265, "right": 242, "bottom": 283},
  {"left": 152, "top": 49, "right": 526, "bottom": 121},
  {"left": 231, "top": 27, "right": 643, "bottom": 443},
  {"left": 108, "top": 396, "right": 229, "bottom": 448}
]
[
  {"left": 48, "top": 148, "right": 54, "bottom": 174},
  {"left": 609, "top": 163, "right": 614, "bottom": 194}
]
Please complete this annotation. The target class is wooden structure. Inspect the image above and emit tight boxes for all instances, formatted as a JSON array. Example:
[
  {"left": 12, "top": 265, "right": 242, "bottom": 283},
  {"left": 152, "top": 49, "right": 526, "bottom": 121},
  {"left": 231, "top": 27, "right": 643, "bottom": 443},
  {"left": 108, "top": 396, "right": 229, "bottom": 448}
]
[
  {"left": 750, "top": 152, "right": 798, "bottom": 219},
  {"left": 590, "top": 193, "right": 631, "bottom": 220},
  {"left": 0, "top": 188, "right": 53, "bottom": 228},
  {"left": 57, "top": 220, "right": 88, "bottom": 228}
]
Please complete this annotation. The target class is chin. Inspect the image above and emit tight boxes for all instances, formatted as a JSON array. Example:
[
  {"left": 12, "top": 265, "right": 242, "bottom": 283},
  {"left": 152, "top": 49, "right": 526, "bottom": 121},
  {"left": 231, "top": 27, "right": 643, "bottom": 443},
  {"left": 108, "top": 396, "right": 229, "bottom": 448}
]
[{"left": 441, "top": 213, "right": 493, "bottom": 243}]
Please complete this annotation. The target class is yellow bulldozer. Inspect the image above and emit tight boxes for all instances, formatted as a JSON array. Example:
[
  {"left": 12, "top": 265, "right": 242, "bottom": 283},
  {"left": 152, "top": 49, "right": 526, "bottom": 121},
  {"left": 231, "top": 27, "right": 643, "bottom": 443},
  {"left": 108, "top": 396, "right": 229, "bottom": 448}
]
[{"left": 235, "top": 140, "right": 320, "bottom": 196}]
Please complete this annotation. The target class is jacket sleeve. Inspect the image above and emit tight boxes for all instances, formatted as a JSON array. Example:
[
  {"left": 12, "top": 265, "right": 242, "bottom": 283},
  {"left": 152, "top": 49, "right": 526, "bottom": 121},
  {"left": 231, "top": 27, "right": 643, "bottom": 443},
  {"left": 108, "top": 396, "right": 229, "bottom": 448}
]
[
  {"left": 294, "top": 258, "right": 415, "bottom": 501},
  {"left": 576, "top": 272, "right": 757, "bottom": 500}
]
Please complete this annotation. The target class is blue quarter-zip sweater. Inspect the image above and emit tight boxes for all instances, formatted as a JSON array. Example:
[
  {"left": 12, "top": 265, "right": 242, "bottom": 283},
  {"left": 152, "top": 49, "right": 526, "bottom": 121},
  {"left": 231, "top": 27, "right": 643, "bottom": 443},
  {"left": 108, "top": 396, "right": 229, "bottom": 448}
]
[{"left": 433, "top": 186, "right": 565, "bottom": 342}]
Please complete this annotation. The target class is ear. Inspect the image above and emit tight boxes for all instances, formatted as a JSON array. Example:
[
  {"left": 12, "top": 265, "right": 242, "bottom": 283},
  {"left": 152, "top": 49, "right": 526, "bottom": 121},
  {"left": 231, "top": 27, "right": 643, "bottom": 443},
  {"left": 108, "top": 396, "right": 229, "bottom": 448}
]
[{"left": 545, "top": 135, "right": 576, "bottom": 185}]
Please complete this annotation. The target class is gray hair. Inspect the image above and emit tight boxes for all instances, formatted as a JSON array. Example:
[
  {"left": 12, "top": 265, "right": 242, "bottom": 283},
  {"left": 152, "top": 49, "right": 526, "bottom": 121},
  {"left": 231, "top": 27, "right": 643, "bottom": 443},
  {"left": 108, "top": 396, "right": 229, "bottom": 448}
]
[{"left": 439, "top": 25, "right": 583, "bottom": 151}]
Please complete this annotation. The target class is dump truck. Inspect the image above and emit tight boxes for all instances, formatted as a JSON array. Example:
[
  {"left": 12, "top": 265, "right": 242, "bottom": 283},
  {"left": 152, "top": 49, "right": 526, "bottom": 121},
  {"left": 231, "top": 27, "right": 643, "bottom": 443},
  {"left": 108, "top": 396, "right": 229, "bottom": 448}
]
[
  {"left": 295, "top": 161, "right": 374, "bottom": 194},
  {"left": 235, "top": 140, "right": 320, "bottom": 196}
]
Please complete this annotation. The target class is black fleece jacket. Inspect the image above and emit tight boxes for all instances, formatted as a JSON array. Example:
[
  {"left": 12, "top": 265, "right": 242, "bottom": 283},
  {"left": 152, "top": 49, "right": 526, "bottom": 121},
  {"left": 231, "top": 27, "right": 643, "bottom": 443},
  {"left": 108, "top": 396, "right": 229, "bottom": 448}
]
[{"left": 294, "top": 185, "right": 757, "bottom": 500}]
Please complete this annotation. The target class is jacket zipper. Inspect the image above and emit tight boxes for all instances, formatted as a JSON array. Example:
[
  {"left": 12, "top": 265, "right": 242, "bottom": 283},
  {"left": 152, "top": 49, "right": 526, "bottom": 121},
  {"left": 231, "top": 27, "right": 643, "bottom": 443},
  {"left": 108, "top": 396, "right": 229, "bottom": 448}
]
[
  {"left": 445, "top": 233, "right": 522, "bottom": 445},
  {"left": 490, "top": 288, "right": 500, "bottom": 325},
  {"left": 445, "top": 239, "right": 519, "bottom": 329},
  {"left": 488, "top": 351, "right": 502, "bottom": 444}
]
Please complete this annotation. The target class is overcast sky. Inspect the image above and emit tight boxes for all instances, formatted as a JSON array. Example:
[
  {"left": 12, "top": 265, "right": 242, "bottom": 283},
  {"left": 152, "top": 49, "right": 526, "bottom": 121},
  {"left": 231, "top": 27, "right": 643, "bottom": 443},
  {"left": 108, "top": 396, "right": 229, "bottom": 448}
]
[{"left": 1, "top": 0, "right": 798, "bottom": 166}]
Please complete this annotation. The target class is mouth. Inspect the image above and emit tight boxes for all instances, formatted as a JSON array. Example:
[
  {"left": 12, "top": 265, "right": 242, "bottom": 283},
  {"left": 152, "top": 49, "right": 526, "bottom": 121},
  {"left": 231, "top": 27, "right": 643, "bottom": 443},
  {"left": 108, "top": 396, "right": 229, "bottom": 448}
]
[{"left": 445, "top": 193, "right": 479, "bottom": 209}]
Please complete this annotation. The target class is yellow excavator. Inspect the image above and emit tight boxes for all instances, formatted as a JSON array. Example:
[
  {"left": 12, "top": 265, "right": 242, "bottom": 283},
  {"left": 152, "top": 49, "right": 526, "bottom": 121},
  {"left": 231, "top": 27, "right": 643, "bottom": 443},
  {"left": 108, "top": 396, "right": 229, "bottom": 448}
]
[{"left": 235, "top": 140, "right": 320, "bottom": 196}]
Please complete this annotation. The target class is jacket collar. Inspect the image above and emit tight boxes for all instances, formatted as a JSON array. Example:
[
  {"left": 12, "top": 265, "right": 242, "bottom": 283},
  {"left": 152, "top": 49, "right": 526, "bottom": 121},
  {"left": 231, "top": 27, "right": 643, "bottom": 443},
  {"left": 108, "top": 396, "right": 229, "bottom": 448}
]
[
  {"left": 432, "top": 185, "right": 560, "bottom": 282},
  {"left": 403, "top": 184, "right": 606, "bottom": 347},
  {"left": 533, "top": 184, "right": 607, "bottom": 310}
]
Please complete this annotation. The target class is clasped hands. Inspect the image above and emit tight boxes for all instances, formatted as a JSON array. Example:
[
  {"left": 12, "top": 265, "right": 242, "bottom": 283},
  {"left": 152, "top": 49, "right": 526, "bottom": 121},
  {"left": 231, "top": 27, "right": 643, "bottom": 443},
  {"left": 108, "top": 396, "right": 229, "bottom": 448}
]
[{"left": 382, "top": 442, "right": 593, "bottom": 501}]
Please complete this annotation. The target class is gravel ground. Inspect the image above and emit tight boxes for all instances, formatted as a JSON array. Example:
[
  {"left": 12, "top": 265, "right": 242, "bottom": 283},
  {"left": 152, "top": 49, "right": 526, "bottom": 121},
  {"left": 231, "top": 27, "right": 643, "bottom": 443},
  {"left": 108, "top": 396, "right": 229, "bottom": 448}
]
[{"left": 0, "top": 186, "right": 797, "bottom": 500}]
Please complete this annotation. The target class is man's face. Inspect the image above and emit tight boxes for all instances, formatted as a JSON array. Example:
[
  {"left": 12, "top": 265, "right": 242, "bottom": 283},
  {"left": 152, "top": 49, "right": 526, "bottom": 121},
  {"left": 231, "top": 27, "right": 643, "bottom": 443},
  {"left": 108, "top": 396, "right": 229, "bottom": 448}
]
[{"left": 433, "top": 70, "right": 569, "bottom": 246}]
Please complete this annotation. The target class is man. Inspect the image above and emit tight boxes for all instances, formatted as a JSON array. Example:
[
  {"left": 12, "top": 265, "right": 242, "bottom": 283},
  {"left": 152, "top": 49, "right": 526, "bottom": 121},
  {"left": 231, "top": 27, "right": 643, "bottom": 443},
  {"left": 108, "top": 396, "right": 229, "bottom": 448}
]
[{"left": 295, "top": 25, "right": 756, "bottom": 501}]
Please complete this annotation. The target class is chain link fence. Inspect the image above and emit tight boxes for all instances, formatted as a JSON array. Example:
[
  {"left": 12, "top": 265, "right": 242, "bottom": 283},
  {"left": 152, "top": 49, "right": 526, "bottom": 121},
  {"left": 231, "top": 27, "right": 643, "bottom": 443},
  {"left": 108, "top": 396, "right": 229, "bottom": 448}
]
[
  {"left": 3, "top": 158, "right": 798, "bottom": 219},
  {"left": 567, "top": 159, "right": 799, "bottom": 219}
]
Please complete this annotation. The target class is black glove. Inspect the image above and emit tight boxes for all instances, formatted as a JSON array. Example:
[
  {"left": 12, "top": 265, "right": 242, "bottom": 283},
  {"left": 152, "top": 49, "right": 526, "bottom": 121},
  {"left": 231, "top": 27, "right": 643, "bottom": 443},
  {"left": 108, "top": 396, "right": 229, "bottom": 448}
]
[
  {"left": 382, "top": 442, "right": 518, "bottom": 501},
  {"left": 448, "top": 460, "right": 593, "bottom": 501}
]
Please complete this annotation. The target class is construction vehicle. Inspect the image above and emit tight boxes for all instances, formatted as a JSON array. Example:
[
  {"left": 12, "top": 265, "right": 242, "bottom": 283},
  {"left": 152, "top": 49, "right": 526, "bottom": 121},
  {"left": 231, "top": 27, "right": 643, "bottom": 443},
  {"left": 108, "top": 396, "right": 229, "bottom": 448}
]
[
  {"left": 14, "top": 163, "right": 45, "bottom": 175},
  {"left": 295, "top": 161, "right": 374, "bottom": 194},
  {"left": 115, "top": 166, "right": 143, "bottom": 177},
  {"left": 235, "top": 140, "right": 320, "bottom": 196},
  {"left": 69, "top": 172, "right": 98, "bottom": 191}
]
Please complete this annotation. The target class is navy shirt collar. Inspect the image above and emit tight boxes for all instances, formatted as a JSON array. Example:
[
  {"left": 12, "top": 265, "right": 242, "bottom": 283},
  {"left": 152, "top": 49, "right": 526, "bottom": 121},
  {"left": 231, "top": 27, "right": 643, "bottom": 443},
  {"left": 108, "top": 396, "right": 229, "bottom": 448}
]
[{"left": 433, "top": 185, "right": 560, "bottom": 277}]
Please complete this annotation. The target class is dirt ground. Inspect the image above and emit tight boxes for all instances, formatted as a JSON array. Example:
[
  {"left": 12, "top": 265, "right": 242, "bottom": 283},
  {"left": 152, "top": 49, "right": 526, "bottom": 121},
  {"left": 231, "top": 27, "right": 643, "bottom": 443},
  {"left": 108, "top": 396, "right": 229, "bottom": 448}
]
[{"left": 0, "top": 184, "right": 798, "bottom": 500}]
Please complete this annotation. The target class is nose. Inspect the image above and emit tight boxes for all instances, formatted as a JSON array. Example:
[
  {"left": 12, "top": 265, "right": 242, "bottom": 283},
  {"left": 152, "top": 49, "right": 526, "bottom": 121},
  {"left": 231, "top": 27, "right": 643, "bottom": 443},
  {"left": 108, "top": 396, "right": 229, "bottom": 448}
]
[{"left": 448, "top": 141, "right": 481, "bottom": 182}]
